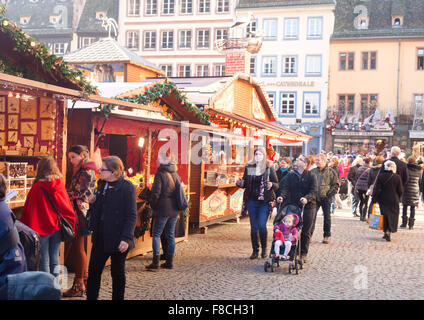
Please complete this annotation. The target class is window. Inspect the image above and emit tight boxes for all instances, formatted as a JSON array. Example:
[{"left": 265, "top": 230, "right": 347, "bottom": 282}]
[
  {"left": 127, "top": 0, "right": 140, "bottom": 16},
  {"left": 179, "top": 30, "right": 192, "bottom": 49},
  {"left": 197, "top": 29, "right": 210, "bottom": 49},
  {"left": 307, "top": 17, "right": 323, "bottom": 39},
  {"left": 96, "top": 11, "right": 107, "bottom": 20},
  {"left": 196, "top": 65, "right": 209, "bottom": 77},
  {"left": 250, "top": 56, "right": 256, "bottom": 75},
  {"left": 339, "top": 52, "right": 354, "bottom": 70},
  {"left": 160, "top": 65, "right": 173, "bottom": 77},
  {"left": 267, "top": 92, "right": 276, "bottom": 110},
  {"left": 180, "top": 0, "right": 192, "bottom": 14},
  {"left": 262, "top": 56, "right": 277, "bottom": 76},
  {"left": 246, "top": 20, "right": 257, "bottom": 38},
  {"left": 415, "top": 94, "right": 423, "bottom": 107},
  {"left": 284, "top": 18, "right": 298, "bottom": 39},
  {"left": 280, "top": 92, "right": 296, "bottom": 115},
  {"left": 303, "top": 92, "right": 320, "bottom": 116},
  {"left": 162, "top": 0, "right": 174, "bottom": 14},
  {"left": 362, "top": 51, "right": 376, "bottom": 70},
  {"left": 53, "top": 43, "right": 65, "bottom": 55},
  {"left": 145, "top": 0, "right": 157, "bottom": 15},
  {"left": 338, "top": 94, "right": 355, "bottom": 114},
  {"left": 305, "top": 55, "right": 321, "bottom": 76},
  {"left": 282, "top": 56, "right": 297, "bottom": 76},
  {"left": 217, "top": 0, "right": 229, "bottom": 13},
  {"left": 360, "top": 94, "right": 378, "bottom": 117},
  {"left": 126, "top": 31, "right": 139, "bottom": 49},
  {"left": 144, "top": 31, "right": 156, "bottom": 49},
  {"left": 20, "top": 16, "right": 30, "bottom": 25},
  {"left": 215, "top": 29, "right": 228, "bottom": 41},
  {"left": 81, "top": 37, "right": 96, "bottom": 48},
  {"left": 198, "top": 0, "right": 210, "bottom": 13},
  {"left": 263, "top": 18, "right": 277, "bottom": 41},
  {"left": 178, "top": 65, "right": 191, "bottom": 77},
  {"left": 214, "top": 64, "right": 225, "bottom": 76},
  {"left": 417, "top": 49, "right": 424, "bottom": 70},
  {"left": 161, "top": 31, "right": 173, "bottom": 49}
]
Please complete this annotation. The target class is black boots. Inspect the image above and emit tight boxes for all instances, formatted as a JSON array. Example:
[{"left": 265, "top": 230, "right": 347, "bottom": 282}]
[
  {"left": 409, "top": 218, "right": 415, "bottom": 230},
  {"left": 383, "top": 232, "right": 391, "bottom": 241},
  {"left": 146, "top": 255, "right": 160, "bottom": 270},
  {"left": 259, "top": 233, "right": 268, "bottom": 259},
  {"left": 161, "top": 254, "right": 174, "bottom": 269},
  {"left": 400, "top": 216, "right": 408, "bottom": 228},
  {"left": 250, "top": 233, "right": 259, "bottom": 259}
]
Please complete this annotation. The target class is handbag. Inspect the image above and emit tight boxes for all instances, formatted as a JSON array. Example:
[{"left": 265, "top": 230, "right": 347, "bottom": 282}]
[
  {"left": 369, "top": 204, "right": 383, "bottom": 230},
  {"left": 166, "top": 172, "right": 188, "bottom": 211},
  {"left": 366, "top": 170, "right": 380, "bottom": 196},
  {"left": 41, "top": 187, "right": 75, "bottom": 242}
]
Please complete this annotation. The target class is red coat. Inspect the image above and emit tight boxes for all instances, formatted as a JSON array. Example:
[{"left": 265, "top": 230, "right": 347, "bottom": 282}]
[{"left": 20, "top": 179, "right": 76, "bottom": 236}]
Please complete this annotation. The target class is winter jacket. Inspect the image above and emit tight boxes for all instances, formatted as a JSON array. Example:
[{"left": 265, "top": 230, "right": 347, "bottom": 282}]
[
  {"left": 355, "top": 164, "right": 371, "bottom": 192},
  {"left": 238, "top": 160, "right": 279, "bottom": 203},
  {"left": 150, "top": 163, "right": 183, "bottom": 218},
  {"left": 273, "top": 213, "right": 299, "bottom": 245},
  {"left": 0, "top": 200, "right": 27, "bottom": 287},
  {"left": 367, "top": 163, "right": 382, "bottom": 189},
  {"left": 279, "top": 169, "right": 317, "bottom": 209},
  {"left": 402, "top": 163, "right": 422, "bottom": 206},
  {"left": 21, "top": 179, "right": 76, "bottom": 236},
  {"left": 310, "top": 166, "right": 339, "bottom": 200},
  {"left": 382, "top": 157, "right": 409, "bottom": 187},
  {"left": 347, "top": 164, "right": 360, "bottom": 186},
  {"left": 89, "top": 177, "right": 137, "bottom": 253},
  {"left": 373, "top": 170, "right": 403, "bottom": 206},
  {"left": 276, "top": 166, "right": 291, "bottom": 183}
]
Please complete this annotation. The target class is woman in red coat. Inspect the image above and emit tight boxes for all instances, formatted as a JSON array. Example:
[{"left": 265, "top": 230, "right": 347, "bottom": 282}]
[{"left": 21, "top": 158, "right": 76, "bottom": 280}]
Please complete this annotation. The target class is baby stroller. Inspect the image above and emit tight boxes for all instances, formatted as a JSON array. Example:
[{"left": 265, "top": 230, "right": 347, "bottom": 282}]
[{"left": 264, "top": 203, "right": 304, "bottom": 275}]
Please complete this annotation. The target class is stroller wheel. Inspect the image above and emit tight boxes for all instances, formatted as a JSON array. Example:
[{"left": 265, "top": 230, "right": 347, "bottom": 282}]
[
  {"left": 295, "top": 264, "right": 299, "bottom": 275},
  {"left": 270, "top": 263, "right": 274, "bottom": 272},
  {"left": 288, "top": 263, "right": 292, "bottom": 274},
  {"left": 264, "top": 261, "right": 270, "bottom": 272}
]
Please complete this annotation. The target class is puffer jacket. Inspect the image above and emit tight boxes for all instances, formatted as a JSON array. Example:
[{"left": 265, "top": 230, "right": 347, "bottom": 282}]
[
  {"left": 310, "top": 166, "right": 339, "bottom": 200},
  {"left": 402, "top": 163, "right": 422, "bottom": 206},
  {"left": 367, "top": 163, "right": 382, "bottom": 189},
  {"left": 355, "top": 164, "right": 370, "bottom": 192}
]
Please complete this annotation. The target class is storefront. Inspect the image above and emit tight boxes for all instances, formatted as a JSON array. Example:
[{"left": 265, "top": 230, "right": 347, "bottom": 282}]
[
  {"left": 331, "top": 129, "right": 393, "bottom": 155},
  {"left": 409, "top": 130, "right": 424, "bottom": 157}
]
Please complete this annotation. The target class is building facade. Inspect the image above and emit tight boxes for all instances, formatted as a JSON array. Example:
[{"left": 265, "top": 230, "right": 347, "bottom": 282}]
[
  {"left": 235, "top": 0, "right": 336, "bottom": 155},
  {"left": 328, "top": 0, "right": 424, "bottom": 156},
  {"left": 117, "top": 0, "right": 235, "bottom": 78}
]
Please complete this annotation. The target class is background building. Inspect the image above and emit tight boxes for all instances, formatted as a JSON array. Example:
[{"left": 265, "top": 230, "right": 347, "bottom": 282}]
[
  {"left": 328, "top": 0, "right": 424, "bottom": 155},
  {"left": 235, "top": 0, "right": 336, "bottom": 155}
]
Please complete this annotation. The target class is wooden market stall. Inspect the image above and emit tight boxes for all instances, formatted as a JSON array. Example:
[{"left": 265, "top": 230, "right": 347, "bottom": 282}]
[{"left": 169, "top": 73, "right": 312, "bottom": 231}]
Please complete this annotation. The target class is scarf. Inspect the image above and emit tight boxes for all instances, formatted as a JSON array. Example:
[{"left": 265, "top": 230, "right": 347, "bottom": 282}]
[{"left": 280, "top": 166, "right": 290, "bottom": 174}]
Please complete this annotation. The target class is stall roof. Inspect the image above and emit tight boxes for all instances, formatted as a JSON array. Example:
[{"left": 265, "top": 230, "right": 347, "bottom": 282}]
[{"left": 64, "top": 38, "right": 164, "bottom": 75}]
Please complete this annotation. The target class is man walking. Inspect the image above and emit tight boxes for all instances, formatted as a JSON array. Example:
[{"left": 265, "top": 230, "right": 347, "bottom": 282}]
[
  {"left": 310, "top": 154, "right": 339, "bottom": 244},
  {"left": 348, "top": 156, "right": 363, "bottom": 217}
]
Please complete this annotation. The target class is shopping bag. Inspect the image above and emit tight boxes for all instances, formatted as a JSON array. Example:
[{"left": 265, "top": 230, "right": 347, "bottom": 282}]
[{"left": 369, "top": 204, "right": 383, "bottom": 230}]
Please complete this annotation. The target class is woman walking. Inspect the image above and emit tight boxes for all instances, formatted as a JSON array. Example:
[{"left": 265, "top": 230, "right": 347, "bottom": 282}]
[
  {"left": 372, "top": 160, "right": 403, "bottom": 242},
  {"left": 21, "top": 158, "right": 76, "bottom": 279},
  {"left": 236, "top": 147, "right": 279, "bottom": 259},
  {"left": 63, "top": 145, "right": 96, "bottom": 297},
  {"left": 400, "top": 156, "right": 422, "bottom": 229},
  {"left": 354, "top": 157, "right": 371, "bottom": 221},
  {"left": 146, "top": 153, "right": 184, "bottom": 270},
  {"left": 86, "top": 156, "right": 137, "bottom": 300},
  {"left": 367, "top": 156, "right": 384, "bottom": 219}
]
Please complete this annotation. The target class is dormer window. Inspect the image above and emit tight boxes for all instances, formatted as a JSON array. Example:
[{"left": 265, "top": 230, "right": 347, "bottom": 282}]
[
  {"left": 392, "top": 15, "right": 403, "bottom": 27},
  {"left": 20, "top": 16, "right": 30, "bottom": 25},
  {"left": 96, "top": 11, "right": 107, "bottom": 20},
  {"left": 49, "top": 14, "right": 61, "bottom": 24},
  {"left": 357, "top": 17, "right": 369, "bottom": 29}
]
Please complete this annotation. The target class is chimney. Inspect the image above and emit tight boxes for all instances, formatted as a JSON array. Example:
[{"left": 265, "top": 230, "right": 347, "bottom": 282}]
[{"left": 224, "top": 50, "right": 251, "bottom": 76}]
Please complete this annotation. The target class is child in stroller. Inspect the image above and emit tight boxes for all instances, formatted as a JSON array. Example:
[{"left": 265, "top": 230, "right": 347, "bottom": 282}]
[{"left": 264, "top": 204, "right": 303, "bottom": 274}]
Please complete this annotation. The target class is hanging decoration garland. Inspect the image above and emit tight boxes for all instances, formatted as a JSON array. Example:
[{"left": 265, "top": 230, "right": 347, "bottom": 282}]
[{"left": 0, "top": 4, "right": 96, "bottom": 94}]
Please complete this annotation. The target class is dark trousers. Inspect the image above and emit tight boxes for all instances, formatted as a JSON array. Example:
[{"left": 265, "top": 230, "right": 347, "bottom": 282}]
[
  {"left": 357, "top": 190, "right": 369, "bottom": 220},
  {"left": 300, "top": 206, "right": 317, "bottom": 257},
  {"left": 312, "top": 198, "right": 331, "bottom": 238},
  {"left": 86, "top": 225, "right": 129, "bottom": 300},
  {"left": 402, "top": 205, "right": 416, "bottom": 219}
]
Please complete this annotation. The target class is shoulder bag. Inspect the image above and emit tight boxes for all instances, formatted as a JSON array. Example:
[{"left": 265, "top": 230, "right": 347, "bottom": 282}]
[
  {"left": 41, "top": 187, "right": 75, "bottom": 242},
  {"left": 166, "top": 172, "right": 188, "bottom": 211}
]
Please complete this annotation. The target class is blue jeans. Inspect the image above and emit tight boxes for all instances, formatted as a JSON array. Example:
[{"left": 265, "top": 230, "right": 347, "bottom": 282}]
[
  {"left": 40, "top": 231, "right": 62, "bottom": 279},
  {"left": 246, "top": 199, "right": 269, "bottom": 235},
  {"left": 152, "top": 216, "right": 178, "bottom": 256}
]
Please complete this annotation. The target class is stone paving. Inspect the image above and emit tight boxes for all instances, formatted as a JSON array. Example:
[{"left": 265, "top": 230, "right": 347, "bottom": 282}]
[{"left": 64, "top": 205, "right": 424, "bottom": 300}]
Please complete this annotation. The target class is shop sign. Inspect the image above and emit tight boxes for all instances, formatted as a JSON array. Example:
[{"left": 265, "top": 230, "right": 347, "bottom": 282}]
[
  {"left": 332, "top": 130, "right": 393, "bottom": 137},
  {"left": 409, "top": 130, "right": 424, "bottom": 139},
  {"left": 263, "top": 80, "right": 315, "bottom": 87}
]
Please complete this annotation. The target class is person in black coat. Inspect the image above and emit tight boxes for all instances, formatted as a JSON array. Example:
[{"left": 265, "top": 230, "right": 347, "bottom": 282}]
[
  {"left": 146, "top": 154, "right": 183, "bottom": 269},
  {"left": 373, "top": 160, "right": 403, "bottom": 242},
  {"left": 354, "top": 157, "right": 371, "bottom": 221},
  {"left": 0, "top": 174, "right": 27, "bottom": 287},
  {"left": 86, "top": 156, "right": 137, "bottom": 300},
  {"left": 366, "top": 156, "right": 384, "bottom": 219},
  {"left": 384, "top": 146, "right": 409, "bottom": 187},
  {"left": 237, "top": 147, "right": 279, "bottom": 259},
  {"left": 276, "top": 157, "right": 292, "bottom": 183},
  {"left": 278, "top": 155, "right": 317, "bottom": 263},
  {"left": 401, "top": 156, "right": 422, "bottom": 229},
  {"left": 347, "top": 157, "right": 363, "bottom": 217}
]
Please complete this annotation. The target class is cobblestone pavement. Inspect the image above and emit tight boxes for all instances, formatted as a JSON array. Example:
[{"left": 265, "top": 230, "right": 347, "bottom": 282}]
[{"left": 64, "top": 205, "right": 424, "bottom": 300}]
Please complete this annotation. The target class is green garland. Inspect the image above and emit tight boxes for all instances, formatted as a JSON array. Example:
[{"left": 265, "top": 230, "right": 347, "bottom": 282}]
[
  {"left": 121, "top": 80, "right": 210, "bottom": 125},
  {"left": 0, "top": 4, "right": 96, "bottom": 94}
]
